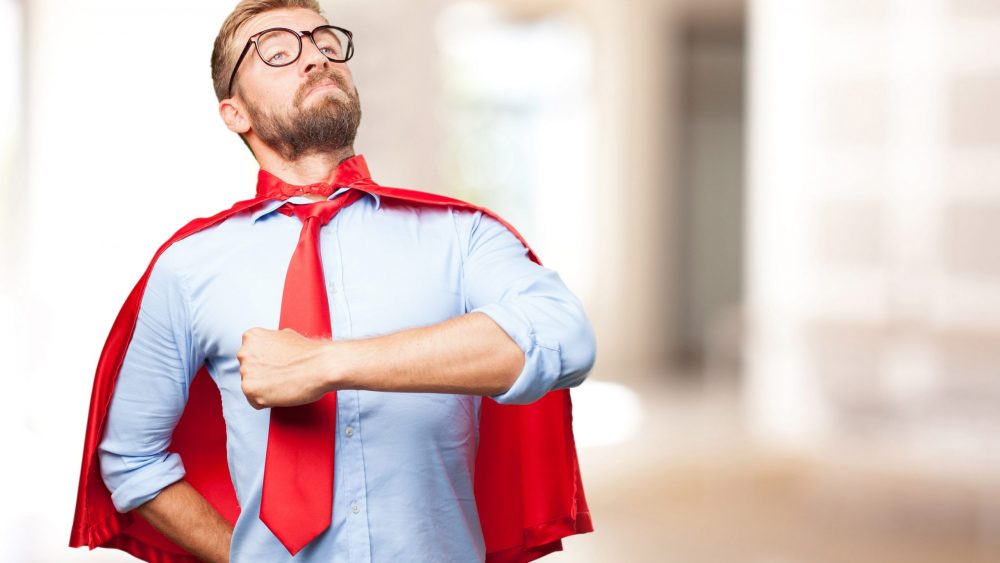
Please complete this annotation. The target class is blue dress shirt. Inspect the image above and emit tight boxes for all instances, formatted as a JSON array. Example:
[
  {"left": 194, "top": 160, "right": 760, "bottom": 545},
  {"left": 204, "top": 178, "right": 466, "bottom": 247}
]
[{"left": 97, "top": 187, "right": 596, "bottom": 562}]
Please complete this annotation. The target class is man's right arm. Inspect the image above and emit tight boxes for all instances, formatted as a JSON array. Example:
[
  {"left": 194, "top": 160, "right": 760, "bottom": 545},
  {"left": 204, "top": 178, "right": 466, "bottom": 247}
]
[
  {"left": 135, "top": 480, "right": 233, "bottom": 563},
  {"left": 97, "top": 251, "right": 233, "bottom": 561}
]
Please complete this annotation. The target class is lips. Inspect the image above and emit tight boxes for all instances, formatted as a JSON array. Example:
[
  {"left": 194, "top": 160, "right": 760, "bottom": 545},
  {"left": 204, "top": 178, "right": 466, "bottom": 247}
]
[{"left": 305, "top": 80, "right": 340, "bottom": 98}]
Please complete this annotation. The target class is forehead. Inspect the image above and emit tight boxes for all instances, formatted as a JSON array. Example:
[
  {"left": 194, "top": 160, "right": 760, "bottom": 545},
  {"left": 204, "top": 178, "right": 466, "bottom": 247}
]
[{"left": 239, "top": 7, "right": 330, "bottom": 43}]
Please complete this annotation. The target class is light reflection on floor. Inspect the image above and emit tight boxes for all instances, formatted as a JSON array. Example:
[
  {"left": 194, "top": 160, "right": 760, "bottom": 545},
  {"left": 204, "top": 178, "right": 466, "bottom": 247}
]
[{"left": 571, "top": 380, "right": 644, "bottom": 448}]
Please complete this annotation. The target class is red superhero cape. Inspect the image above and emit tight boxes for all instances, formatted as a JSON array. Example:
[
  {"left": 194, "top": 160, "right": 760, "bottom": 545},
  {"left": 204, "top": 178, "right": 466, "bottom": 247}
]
[{"left": 69, "top": 154, "right": 592, "bottom": 562}]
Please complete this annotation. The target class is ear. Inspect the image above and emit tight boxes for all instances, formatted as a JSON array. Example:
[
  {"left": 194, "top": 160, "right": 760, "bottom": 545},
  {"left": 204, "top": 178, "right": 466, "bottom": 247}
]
[{"left": 219, "top": 97, "right": 251, "bottom": 134}]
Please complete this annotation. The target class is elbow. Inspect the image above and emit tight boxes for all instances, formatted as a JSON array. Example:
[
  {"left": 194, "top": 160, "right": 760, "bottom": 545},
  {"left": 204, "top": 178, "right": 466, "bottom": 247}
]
[
  {"left": 97, "top": 445, "right": 129, "bottom": 496},
  {"left": 97, "top": 449, "right": 140, "bottom": 513},
  {"left": 480, "top": 293, "right": 596, "bottom": 404},
  {"left": 559, "top": 315, "right": 597, "bottom": 389},
  {"left": 97, "top": 448, "right": 187, "bottom": 513}
]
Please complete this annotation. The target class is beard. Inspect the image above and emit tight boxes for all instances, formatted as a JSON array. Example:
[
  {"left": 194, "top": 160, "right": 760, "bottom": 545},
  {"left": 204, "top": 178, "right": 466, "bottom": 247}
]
[{"left": 244, "top": 70, "right": 362, "bottom": 161}]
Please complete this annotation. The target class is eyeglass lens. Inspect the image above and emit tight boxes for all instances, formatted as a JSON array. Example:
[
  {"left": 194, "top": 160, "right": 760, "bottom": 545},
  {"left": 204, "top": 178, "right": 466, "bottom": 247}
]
[{"left": 256, "top": 27, "right": 351, "bottom": 66}]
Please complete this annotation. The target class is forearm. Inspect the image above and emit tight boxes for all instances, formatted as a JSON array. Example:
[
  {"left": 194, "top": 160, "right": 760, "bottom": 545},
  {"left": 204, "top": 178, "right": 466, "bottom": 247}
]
[
  {"left": 135, "top": 479, "right": 233, "bottom": 563},
  {"left": 329, "top": 311, "right": 524, "bottom": 396}
]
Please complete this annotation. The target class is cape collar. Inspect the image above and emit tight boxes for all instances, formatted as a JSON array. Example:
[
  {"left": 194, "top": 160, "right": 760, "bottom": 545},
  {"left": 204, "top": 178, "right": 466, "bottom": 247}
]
[
  {"left": 252, "top": 154, "right": 381, "bottom": 222},
  {"left": 255, "top": 153, "right": 373, "bottom": 198}
]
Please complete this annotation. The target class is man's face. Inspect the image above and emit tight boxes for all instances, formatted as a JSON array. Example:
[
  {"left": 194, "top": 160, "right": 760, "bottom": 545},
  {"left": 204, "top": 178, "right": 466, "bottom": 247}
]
[{"left": 228, "top": 8, "right": 362, "bottom": 160}]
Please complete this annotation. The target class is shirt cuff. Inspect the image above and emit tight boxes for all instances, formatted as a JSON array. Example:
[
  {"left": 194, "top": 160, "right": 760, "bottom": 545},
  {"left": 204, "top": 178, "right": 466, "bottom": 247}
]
[
  {"left": 472, "top": 302, "right": 563, "bottom": 405},
  {"left": 107, "top": 452, "right": 187, "bottom": 513}
]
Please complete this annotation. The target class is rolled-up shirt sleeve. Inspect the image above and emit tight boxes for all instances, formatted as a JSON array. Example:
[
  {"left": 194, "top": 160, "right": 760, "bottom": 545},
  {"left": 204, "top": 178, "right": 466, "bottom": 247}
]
[
  {"left": 97, "top": 249, "right": 200, "bottom": 512},
  {"left": 460, "top": 210, "right": 597, "bottom": 405}
]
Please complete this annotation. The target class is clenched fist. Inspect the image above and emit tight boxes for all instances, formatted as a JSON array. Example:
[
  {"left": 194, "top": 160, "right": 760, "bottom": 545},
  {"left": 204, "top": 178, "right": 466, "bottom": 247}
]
[{"left": 236, "top": 327, "right": 340, "bottom": 409}]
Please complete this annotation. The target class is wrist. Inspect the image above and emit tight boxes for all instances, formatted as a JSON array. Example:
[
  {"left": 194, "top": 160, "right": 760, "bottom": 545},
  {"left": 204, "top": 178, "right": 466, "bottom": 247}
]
[{"left": 321, "top": 339, "right": 360, "bottom": 392}]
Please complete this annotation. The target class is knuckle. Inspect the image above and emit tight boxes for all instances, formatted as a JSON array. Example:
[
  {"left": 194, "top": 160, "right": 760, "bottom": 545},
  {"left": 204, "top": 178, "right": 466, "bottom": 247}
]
[{"left": 247, "top": 393, "right": 266, "bottom": 409}]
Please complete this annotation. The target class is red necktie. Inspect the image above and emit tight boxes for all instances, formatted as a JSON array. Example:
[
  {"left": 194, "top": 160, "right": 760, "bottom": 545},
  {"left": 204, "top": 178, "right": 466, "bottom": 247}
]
[{"left": 259, "top": 189, "right": 366, "bottom": 555}]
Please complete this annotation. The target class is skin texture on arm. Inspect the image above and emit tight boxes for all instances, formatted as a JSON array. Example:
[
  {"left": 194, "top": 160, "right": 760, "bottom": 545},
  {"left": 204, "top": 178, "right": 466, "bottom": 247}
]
[
  {"left": 237, "top": 311, "right": 524, "bottom": 409},
  {"left": 134, "top": 480, "right": 234, "bottom": 563}
]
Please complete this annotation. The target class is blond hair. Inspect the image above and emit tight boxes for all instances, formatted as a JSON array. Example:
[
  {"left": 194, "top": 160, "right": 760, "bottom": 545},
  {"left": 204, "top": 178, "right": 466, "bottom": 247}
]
[{"left": 210, "top": 0, "right": 325, "bottom": 101}]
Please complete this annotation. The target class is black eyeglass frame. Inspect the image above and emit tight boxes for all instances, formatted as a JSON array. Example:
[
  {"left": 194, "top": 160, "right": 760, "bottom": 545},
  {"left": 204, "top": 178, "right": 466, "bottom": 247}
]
[{"left": 226, "top": 24, "right": 355, "bottom": 98}]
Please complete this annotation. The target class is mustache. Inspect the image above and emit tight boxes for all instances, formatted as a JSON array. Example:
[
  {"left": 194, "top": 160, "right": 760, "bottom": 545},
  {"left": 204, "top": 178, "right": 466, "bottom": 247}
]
[{"left": 294, "top": 71, "right": 351, "bottom": 106}]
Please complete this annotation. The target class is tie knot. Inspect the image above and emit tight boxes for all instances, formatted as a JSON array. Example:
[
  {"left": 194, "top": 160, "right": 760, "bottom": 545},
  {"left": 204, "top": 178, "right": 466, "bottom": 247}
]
[
  {"left": 279, "top": 182, "right": 336, "bottom": 197},
  {"left": 280, "top": 190, "right": 364, "bottom": 226}
]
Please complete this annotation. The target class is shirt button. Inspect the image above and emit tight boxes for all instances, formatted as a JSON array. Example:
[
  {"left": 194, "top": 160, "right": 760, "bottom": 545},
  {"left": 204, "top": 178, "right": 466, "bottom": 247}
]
[
  {"left": 345, "top": 426, "right": 354, "bottom": 437},
  {"left": 351, "top": 502, "right": 360, "bottom": 514}
]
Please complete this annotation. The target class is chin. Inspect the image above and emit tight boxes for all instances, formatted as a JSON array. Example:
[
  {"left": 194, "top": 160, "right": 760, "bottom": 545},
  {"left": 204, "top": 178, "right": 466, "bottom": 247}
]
[
  {"left": 295, "top": 95, "right": 336, "bottom": 115},
  {"left": 312, "top": 87, "right": 347, "bottom": 102}
]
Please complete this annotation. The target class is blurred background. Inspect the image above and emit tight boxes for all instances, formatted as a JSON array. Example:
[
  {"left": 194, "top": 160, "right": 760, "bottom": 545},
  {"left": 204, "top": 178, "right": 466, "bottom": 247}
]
[{"left": 2, "top": 0, "right": 999, "bottom": 561}]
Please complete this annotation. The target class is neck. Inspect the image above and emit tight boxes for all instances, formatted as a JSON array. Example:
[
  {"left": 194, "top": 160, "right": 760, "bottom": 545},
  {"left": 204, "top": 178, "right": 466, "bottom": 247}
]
[{"left": 256, "top": 146, "right": 357, "bottom": 202}]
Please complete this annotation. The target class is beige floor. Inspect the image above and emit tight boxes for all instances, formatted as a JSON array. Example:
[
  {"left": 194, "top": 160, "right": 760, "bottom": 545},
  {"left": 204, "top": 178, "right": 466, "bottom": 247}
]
[{"left": 549, "top": 380, "right": 1000, "bottom": 563}]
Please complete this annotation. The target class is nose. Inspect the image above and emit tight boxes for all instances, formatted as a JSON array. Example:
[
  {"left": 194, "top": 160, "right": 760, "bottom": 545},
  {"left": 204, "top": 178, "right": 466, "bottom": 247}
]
[{"left": 300, "top": 35, "right": 333, "bottom": 75}]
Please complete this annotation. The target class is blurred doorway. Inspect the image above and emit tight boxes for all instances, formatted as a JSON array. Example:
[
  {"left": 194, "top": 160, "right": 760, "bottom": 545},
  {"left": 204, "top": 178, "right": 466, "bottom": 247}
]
[{"left": 675, "top": 6, "right": 746, "bottom": 382}]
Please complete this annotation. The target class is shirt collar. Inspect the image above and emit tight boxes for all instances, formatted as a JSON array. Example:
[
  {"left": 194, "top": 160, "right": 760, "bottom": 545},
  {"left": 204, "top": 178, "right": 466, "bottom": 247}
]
[{"left": 251, "top": 188, "right": 381, "bottom": 223}]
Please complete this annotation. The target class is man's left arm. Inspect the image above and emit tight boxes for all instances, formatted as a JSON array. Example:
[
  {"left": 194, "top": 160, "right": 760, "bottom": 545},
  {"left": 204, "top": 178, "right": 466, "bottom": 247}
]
[{"left": 237, "top": 210, "right": 596, "bottom": 408}]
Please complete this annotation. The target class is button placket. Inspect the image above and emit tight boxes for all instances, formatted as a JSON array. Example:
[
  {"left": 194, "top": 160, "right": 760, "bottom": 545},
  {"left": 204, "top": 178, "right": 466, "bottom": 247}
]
[{"left": 339, "top": 390, "right": 371, "bottom": 561}]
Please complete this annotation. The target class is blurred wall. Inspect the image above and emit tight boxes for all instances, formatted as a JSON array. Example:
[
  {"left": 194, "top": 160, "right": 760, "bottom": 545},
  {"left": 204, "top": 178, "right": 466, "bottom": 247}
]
[{"left": 748, "top": 0, "right": 1000, "bottom": 477}]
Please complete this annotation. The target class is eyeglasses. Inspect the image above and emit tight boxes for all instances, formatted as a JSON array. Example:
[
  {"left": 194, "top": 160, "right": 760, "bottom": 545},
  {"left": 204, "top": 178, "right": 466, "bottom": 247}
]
[{"left": 227, "top": 24, "right": 355, "bottom": 98}]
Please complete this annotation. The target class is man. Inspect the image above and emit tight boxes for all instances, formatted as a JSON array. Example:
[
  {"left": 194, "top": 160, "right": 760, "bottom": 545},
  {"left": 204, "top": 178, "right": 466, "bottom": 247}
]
[{"left": 69, "top": 1, "right": 595, "bottom": 562}]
